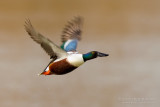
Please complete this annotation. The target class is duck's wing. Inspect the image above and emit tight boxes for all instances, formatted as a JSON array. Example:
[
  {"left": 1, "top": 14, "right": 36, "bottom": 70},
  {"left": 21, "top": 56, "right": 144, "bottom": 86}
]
[
  {"left": 24, "top": 19, "right": 68, "bottom": 60},
  {"left": 61, "top": 16, "right": 83, "bottom": 52}
]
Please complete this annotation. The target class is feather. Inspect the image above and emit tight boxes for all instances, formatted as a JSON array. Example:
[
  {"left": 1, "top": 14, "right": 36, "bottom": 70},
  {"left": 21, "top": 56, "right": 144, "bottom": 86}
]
[
  {"left": 24, "top": 19, "right": 68, "bottom": 60},
  {"left": 61, "top": 16, "right": 83, "bottom": 42}
]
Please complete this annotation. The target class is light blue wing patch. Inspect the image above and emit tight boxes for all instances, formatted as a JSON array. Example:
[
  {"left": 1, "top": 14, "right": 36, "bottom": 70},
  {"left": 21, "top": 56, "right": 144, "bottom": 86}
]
[{"left": 63, "top": 39, "right": 78, "bottom": 52}]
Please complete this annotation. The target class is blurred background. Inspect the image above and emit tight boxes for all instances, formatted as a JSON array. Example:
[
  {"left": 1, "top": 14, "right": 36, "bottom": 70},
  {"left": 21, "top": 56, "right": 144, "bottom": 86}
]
[{"left": 0, "top": 0, "right": 160, "bottom": 107}]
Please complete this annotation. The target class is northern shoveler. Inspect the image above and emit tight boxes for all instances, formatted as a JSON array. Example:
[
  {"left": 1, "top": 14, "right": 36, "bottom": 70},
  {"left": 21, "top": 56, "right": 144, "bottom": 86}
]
[{"left": 24, "top": 16, "right": 109, "bottom": 75}]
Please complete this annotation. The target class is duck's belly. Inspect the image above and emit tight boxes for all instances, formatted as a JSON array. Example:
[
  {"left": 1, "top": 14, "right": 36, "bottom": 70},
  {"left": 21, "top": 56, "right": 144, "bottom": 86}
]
[{"left": 49, "top": 59, "right": 78, "bottom": 75}]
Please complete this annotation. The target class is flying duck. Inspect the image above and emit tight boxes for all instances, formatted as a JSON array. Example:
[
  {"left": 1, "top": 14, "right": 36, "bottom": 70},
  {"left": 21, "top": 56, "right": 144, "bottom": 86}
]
[{"left": 24, "top": 17, "right": 109, "bottom": 75}]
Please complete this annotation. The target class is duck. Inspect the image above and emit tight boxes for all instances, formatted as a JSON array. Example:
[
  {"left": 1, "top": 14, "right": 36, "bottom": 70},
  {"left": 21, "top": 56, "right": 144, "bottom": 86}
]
[{"left": 24, "top": 16, "right": 109, "bottom": 75}]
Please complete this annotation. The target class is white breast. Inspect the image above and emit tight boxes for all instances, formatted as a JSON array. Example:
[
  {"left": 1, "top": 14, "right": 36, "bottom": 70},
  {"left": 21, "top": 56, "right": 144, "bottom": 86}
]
[{"left": 67, "top": 54, "right": 84, "bottom": 67}]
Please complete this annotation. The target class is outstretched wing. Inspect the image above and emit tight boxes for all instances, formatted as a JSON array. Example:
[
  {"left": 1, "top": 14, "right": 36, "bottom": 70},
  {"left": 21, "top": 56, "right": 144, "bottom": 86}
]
[
  {"left": 24, "top": 19, "right": 68, "bottom": 60},
  {"left": 61, "top": 16, "right": 83, "bottom": 52}
]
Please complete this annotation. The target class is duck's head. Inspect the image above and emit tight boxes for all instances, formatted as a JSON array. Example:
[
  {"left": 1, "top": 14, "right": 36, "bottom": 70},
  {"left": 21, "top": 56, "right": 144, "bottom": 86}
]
[{"left": 83, "top": 51, "right": 109, "bottom": 62}]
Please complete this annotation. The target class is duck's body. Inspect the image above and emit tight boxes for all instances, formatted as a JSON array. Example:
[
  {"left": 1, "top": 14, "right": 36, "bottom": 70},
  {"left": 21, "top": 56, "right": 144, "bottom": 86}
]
[
  {"left": 44, "top": 52, "right": 84, "bottom": 75},
  {"left": 25, "top": 17, "right": 108, "bottom": 75}
]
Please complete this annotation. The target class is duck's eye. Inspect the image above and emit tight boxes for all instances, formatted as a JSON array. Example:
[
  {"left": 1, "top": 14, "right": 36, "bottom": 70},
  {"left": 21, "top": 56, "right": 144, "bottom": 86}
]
[{"left": 92, "top": 51, "right": 95, "bottom": 54}]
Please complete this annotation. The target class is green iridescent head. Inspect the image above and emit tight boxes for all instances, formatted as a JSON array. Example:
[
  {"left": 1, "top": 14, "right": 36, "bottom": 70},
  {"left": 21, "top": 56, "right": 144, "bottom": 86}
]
[{"left": 83, "top": 51, "right": 109, "bottom": 62}]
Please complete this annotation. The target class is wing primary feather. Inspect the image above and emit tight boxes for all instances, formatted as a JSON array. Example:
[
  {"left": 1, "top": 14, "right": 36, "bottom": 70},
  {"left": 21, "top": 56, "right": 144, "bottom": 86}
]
[
  {"left": 24, "top": 19, "right": 68, "bottom": 60},
  {"left": 61, "top": 16, "right": 83, "bottom": 43}
]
